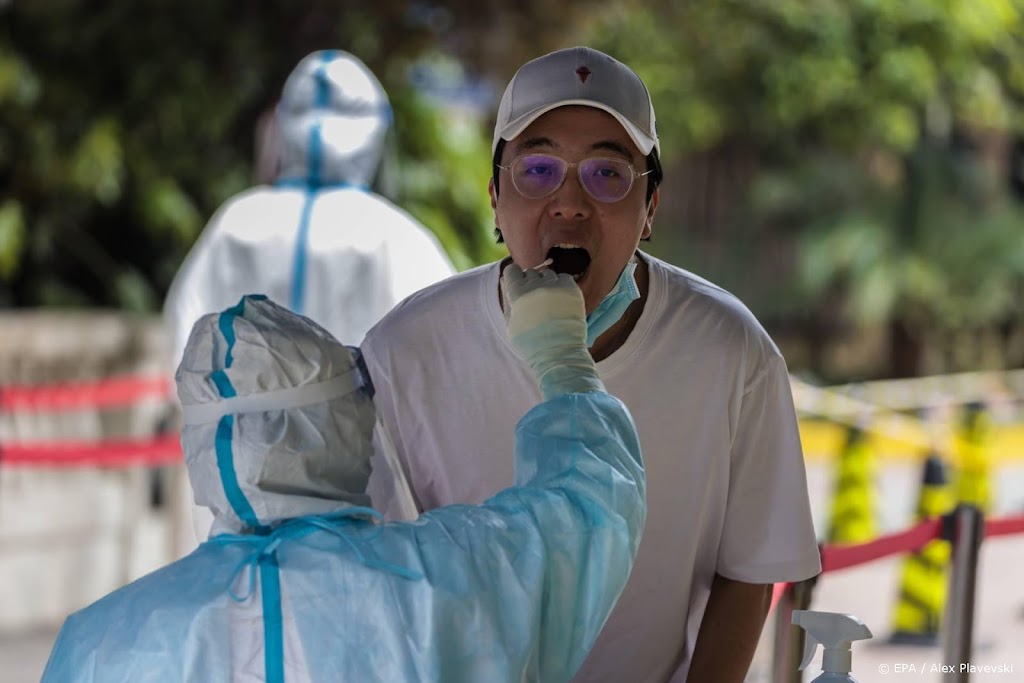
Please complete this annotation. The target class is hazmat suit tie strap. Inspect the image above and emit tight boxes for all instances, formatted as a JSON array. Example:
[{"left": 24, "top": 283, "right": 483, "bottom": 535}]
[
  {"left": 209, "top": 508, "right": 422, "bottom": 683},
  {"left": 210, "top": 532, "right": 289, "bottom": 683},
  {"left": 211, "top": 507, "right": 422, "bottom": 600},
  {"left": 181, "top": 367, "right": 366, "bottom": 425},
  {"left": 287, "top": 509, "right": 424, "bottom": 581}
]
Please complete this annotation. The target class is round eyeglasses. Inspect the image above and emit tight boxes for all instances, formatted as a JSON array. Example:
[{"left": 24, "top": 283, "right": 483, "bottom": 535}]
[{"left": 497, "top": 153, "right": 652, "bottom": 203}]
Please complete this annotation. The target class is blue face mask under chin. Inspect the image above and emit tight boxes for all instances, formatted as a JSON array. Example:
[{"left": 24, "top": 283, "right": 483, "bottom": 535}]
[{"left": 586, "top": 261, "right": 640, "bottom": 347}]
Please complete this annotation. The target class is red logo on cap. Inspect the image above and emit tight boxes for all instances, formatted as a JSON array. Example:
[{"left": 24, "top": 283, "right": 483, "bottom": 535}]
[{"left": 576, "top": 66, "right": 591, "bottom": 83}]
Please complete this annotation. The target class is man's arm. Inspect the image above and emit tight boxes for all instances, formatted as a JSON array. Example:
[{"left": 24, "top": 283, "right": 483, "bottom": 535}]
[
  {"left": 697, "top": 353, "right": 820, "bottom": 681},
  {"left": 686, "top": 574, "right": 771, "bottom": 683}
]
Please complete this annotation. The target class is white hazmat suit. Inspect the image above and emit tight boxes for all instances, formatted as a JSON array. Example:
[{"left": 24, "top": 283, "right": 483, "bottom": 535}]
[
  {"left": 163, "top": 49, "right": 454, "bottom": 367},
  {"left": 43, "top": 290, "right": 645, "bottom": 682}
]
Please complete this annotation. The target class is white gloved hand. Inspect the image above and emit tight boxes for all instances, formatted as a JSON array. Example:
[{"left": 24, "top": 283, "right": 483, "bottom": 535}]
[{"left": 502, "top": 262, "right": 604, "bottom": 400}]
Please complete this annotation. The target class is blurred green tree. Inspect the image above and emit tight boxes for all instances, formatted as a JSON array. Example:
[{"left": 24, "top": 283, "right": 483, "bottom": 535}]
[
  {"left": 0, "top": 1, "right": 601, "bottom": 309},
  {"left": 584, "top": 0, "right": 1024, "bottom": 377},
  {"left": 5, "top": 0, "right": 1022, "bottom": 378}
]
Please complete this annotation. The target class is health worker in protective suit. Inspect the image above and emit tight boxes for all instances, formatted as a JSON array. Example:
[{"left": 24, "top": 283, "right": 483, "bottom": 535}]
[
  {"left": 43, "top": 279, "right": 646, "bottom": 682},
  {"left": 163, "top": 49, "right": 454, "bottom": 368}
]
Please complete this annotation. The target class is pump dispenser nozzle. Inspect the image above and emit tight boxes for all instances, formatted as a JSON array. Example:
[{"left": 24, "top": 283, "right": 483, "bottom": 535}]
[{"left": 792, "top": 610, "right": 873, "bottom": 682}]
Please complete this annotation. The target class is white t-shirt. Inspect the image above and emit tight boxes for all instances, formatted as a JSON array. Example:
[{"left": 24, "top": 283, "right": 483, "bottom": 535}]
[{"left": 363, "top": 252, "right": 821, "bottom": 683}]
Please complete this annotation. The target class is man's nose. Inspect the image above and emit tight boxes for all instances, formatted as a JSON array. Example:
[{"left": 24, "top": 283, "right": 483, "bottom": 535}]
[{"left": 548, "top": 169, "right": 592, "bottom": 219}]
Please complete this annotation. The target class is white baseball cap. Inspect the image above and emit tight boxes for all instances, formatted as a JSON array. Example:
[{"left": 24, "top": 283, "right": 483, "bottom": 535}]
[{"left": 493, "top": 46, "right": 659, "bottom": 157}]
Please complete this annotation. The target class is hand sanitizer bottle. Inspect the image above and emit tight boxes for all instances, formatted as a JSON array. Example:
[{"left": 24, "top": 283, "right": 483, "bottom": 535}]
[{"left": 792, "top": 610, "right": 873, "bottom": 682}]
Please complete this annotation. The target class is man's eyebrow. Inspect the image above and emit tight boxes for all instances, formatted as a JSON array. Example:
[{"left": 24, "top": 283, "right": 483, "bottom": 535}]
[
  {"left": 512, "top": 137, "right": 636, "bottom": 160},
  {"left": 513, "top": 137, "right": 556, "bottom": 154},
  {"left": 590, "top": 140, "right": 634, "bottom": 159}
]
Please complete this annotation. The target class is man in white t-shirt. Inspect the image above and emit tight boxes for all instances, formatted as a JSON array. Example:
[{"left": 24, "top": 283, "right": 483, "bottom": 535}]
[{"left": 363, "top": 46, "right": 821, "bottom": 683}]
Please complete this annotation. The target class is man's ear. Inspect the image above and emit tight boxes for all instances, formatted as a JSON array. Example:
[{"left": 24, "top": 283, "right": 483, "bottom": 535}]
[
  {"left": 489, "top": 178, "right": 504, "bottom": 241},
  {"left": 489, "top": 177, "right": 500, "bottom": 234},
  {"left": 642, "top": 187, "right": 659, "bottom": 239}
]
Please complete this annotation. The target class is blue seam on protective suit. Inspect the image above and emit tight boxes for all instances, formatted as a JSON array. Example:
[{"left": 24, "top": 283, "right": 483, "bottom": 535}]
[
  {"left": 210, "top": 300, "right": 243, "bottom": 396},
  {"left": 289, "top": 182, "right": 317, "bottom": 314},
  {"left": 314, "top": 51, "right": 334, "bottom": 107},
  {"left": 259, "top": 551, "right": 284, "bottom": 683},
  {"left": 285, "top": 49, "right": 368, "bottom": 309},
  {"left": 214, "top": 415, "right": 267, "bottom": 533},
  {"left": 212, "top": 299, "right": 269, "bottom": 533},
  {"left": 274, "top": 178, "right": 366, "bottom": 191},
  {"left": 307, "top": 49, "right": 332, "bottom": 184},
  {"left": 212, "top": 296, "right": 278, "bottom": 680},
  {"left": 305, "top": 119, "right": 324, "bottom": 187},
  {"left": 288, "top": 51, "right": 336, "bottom": 313}
]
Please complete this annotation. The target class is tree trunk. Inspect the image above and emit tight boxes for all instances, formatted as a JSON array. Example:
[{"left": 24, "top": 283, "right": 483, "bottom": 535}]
[{"left": 888, "top": 319, "right": 923, "bottom": 378}]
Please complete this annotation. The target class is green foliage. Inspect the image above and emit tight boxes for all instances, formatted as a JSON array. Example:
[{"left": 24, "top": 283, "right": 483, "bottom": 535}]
[
  {"left": 0, "top": 0, "right": 609, "bottom": 310},
  {"left": 1, "top": 3, "right": 269, "bottom": 308},
  {"left": 69, "top": 118, "right": 125, "bottom": 206},
  {"left": 4, "top": 0, "right": 1021, "bottom": 377},
  {"left": 384, "top": 72, "right": 505, "bottom": 271},
  {"left": 0, "top": 200, "right": 25, "bottom": 280},
  {"left": 0, "top": 1, "right": 484, "bottom": 309},
  {"left": 583, "top": 0, "right": 1024, "bottom": 373},
  {"left": 588, "top": 0, "right": 1024, "bottom": 155},
  {"left": 791, "top": 138, "right": 1024, "bottom": 331}
]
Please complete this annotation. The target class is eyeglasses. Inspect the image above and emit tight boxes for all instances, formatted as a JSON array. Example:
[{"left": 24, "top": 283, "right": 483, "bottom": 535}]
[{"left": 497, "top": 153, "right": 652, "bottom": 203}]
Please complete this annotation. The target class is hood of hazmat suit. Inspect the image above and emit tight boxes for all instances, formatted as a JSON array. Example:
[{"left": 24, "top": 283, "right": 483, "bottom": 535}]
[{"left": 276, "top": 48, "right": 390, "bottom": 188}]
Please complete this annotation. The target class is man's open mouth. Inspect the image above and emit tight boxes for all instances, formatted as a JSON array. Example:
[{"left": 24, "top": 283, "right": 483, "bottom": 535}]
[{"left": 547, "top": 244, "right": 591, "bottom": 282}]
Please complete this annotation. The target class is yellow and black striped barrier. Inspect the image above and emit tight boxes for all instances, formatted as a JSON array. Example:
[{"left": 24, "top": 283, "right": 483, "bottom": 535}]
[
  {"left": 791, "top": 371, "right": 1024, "bottom": 464},
  {"left": 954, "top": 402, "right": 993, "bottom": 513},
  {"left": 827, "top": 425, "right": 878, "bottom": 544},
  {"left": 797, "top": 419, "right": 1024, "bottom": 464},
  {"left": 888, "top": 454, "right": 954, "bottom": 645}
]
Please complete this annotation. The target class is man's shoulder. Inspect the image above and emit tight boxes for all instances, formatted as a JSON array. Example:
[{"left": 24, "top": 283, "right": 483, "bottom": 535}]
[
  {"left": 389, "top": 261, "right": 494, "bottom": 311},
  {"left": 647, "top": 254, "right": 762, "bottom": 324},
  {"left": 644, "top": 253, "right": 781, "bottom": 359},
  {"left": 365, "top": 262, "right": 497, "bottom": 342}
]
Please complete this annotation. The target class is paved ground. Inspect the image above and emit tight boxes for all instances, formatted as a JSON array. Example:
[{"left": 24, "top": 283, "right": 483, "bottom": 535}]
[
  {"left": 4, "top": 460, "right": 1023, "bottom": 682},
  {"left": 745, "top": 461, "right": 1024, "bottom": 682},
  {"left": 748, "top": 538, "right": 1024, "bottom": 682}
]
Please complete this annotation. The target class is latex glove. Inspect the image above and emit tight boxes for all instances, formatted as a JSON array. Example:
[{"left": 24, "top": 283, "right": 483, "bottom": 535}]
[{"left": 502, "top": 262, "right": 605, "bottom": 400}]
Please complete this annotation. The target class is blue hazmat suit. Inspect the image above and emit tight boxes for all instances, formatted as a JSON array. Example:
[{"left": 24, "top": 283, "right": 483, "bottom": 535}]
[{"left": 42, "top": 294, "right": 645, "bottom": 682}]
